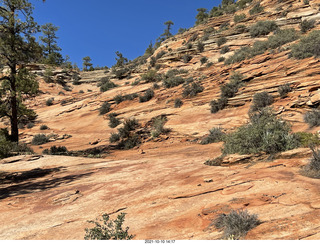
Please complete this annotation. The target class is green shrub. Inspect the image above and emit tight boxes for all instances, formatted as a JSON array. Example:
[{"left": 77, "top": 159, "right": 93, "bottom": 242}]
[
  {"left": 79, "top": 90, "right": 84, "bottom": 94},
  {"left": 43, "top": 68, "right": 54, "bottom": 83},
  {"left": 84, "top": 213, "right": 134, "bottom": 240},
  {"left": 234, "top": 13, "right": 246, "bottom": 23},
  {"left": 220, "top": 46, "right": 230, "bottom": 54},
  {"left": 300, "top": 19, "right": 315, "bottom": 34},
  {"left": 114, "top": 94, "right": 125, "bottom": 104},
  {"left": 235, "top": 24, "right": 248, "bottom": 33},
  {"left": 113, "top": 67, "right": 130, "bottom": 79},
  {"left": 304, "top": 109, "right": 320, "bottom": 128},
  {"left": 40, "top": 125, "right": 49, "bottom": 130},
  {"left": 304, "top": 0, "right": 309, "bottom": 5},
  {"left": 210, "top": 97, "right": 228, "bottom": 114},
  {"left": 150, "top": 56, "right": 156, "bottom": 67},
  {"left": 197, "top": 41, "right": 205, "bottom": 52},
  {"left": 174, "top": 98, "right": 183, "bottom": 108},
  {"left": 249, "top": 2, "right": 264, "bottom": 15},
  {"left": 109, "top": 133, "right": 120, "bottom": 143},
  {"left": 214, "top": 209, "right": 260, "bottom": 240},
  {"left": 301, "top": 147, "right": 320, "bottom": 179},
  {"left": 43, "top": 146, "right": 68, "bottom": 155},
  {"left": 223, "top": 108, "right": 300, "bottom": 155},
  {"left": 163, "top": 76, "right": 185, "bottom": 88},
  {"left": 140, "top": 69, "right": 161, "bottom": 83},
  {"left": 291, "top": 30, "right": 320, "bottom": 59},
  {"left": 98, "top": 77, "right": 117, "bottom": 92},
  {"left": 32, "top": 134, "right": 49, "bottom": 145},
  {"left": 267, "top": 28, "right": 298, "bottom": 49},
  {"left": 46, "top": 98, "right": 54, "bottom": 106},
  {"left": 155, "top": 50, "right": 166, "bottom": 60},
  {"left": 217, "top": 37, "right": 227, "bottom": 47},
  {"left": 220, "top": 82, "right": 239, "bottom": 98},
  {"left": 218, "top": 56, "right": 226, "bottom": 62},
  {"left": 99, "top": 102, "right": 111, "bottom": 115},
  {"left": 278, "top": 83, "right": 292, "bottom": 98},
  {"left": 250, "top": 91, "right": 274, "bottom": 112},
  {"left": 200, "top": 57, "right": 208, "bottom": 65},
  {"left": 201, "top": 127, "right": 225, "bottom": 144},
  {"left": 139, "top": 89, "right": 154, "bottom": 103},
  {"left": 108, "top": 113, "right": 121, "bottom": 128},
  {"left": 63, "top": 86, "right": 72, "bottom": 92},
  {"left": 182, "top": 82, "right": 204, "bottom": 98},
  {"left": 295, "top": 132, "right": 320, "bottom": 148},
  {"left": 151, "top": 116, "right": 168, "bottom": 138},
  {"left": 186, "top": 43, "right": 193, "bottom": 49},
  {"left": 27, "top": 122, "right": 34, "bottom": 129},
  {"left": 182, "top": 54, "right": 192, "bottom": 63},
  {"left": 250, "top": 21, "right": 278, "bottom": 37}
]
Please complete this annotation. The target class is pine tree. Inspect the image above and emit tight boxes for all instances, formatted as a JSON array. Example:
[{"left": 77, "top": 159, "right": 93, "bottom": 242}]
[
  {"left": 82, "top": 56, "right": 93, "bottom": 71},
  {"left": 114, "top": 51, "right": 128, "bottom": 67},
  {"left": 195, "top": 8, "right": 209, "bottom": 26},
  {"left": 0, "top": 0, "right": 43, "bottom": 142},
  {"left": 40, "top": 23, "right": 63, "bottom": 65}
]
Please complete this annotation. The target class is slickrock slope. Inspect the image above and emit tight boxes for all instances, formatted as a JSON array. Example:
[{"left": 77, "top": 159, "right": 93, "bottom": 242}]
[{"left": 1, "top": 0, "right": 320, "bottom": 240}]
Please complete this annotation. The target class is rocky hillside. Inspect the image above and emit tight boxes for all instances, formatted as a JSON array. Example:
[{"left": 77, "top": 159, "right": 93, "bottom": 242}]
[{"left": 1, "top": 0, "right": 320, "bottom": 240}]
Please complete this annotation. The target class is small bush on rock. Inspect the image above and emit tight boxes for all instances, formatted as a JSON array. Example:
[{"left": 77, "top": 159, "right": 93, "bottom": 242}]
[
  {"left": 32, "top": 134, "right": 49, "bottom": 145},
  {"left": 304, "top": 109, "right": 320, "bottom": 128},
  {"left": 182, "top": 82, "right": 204, "bottom": 98},
  {"left": 174, "top": 98, "right": 183, "bottom": 108},
  {"left": 108, "top": 113, "right": 121, "bottom": 128},
  {"left": 250, "top": 21, "right": 278, "bottom": 37},
  {"left": 250, "top": 91, "right": 274, "bottom": 112},
  {"left": 301, "top": 146, "right": 320, "bottom": 179},
  {"left": 99, "top": 102, "right": 111, "bottom": 115},
  {"left": 214, "top": 209, "right": 260, "bottom": 240},
  {"left": 139, "top": 89, "right": 154, "bottom": 103},
  {"left": 278, "top": 83, "right": 292, "bottom": 98},
  {"left": 201, "top": 127, "right": 225, "bottom": 144}
]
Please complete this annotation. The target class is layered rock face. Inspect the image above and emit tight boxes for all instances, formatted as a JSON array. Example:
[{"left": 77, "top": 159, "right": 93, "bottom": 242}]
[{"left": 1, "top": 0, "right": 320, "bottom": 240}]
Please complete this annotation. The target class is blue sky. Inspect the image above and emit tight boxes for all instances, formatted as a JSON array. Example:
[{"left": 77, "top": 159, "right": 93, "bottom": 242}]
[{"left": 31, "top": 0, "right": 221, "bottom": 68}]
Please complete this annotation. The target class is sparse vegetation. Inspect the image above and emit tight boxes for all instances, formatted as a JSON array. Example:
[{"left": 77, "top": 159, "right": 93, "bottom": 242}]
[
  {"left": 46, "top": 98, "right": 54, "bottom": 106},
  {"left": 249, "top": 2, "right": 264, "bottom": 15},
  {"left": 217, "top": 37, "right": 227, "bottom": 47},
  {"left": 151, "top": 116, "right": 168, "bottom": 138},
  {"left": 249, "top": 21, "right": 278, "bottom": 38},
  {"left": 300, "top": 19, "right": 315, "bottom": 34},
  {"left": 139, "top": 89, "right": 154, "bottom": 103},
  {"left": 32, "top": 134, "right": 50, "bottom": 145},
  {"left": 223, "top": 108, "right": 300, "bottom": 155},
  {"left": 99, "top": 102, "right": 111, "bottom": 115},
  {"left": 210, "top": 97, "right": 228, "bottom": 114},
  {"left": 214, "top": 209, "right": 260, "bottom": 240},
  {"left": 197, "top": 41, "right": 205, "bottom": 52},
  {"left": 304, "top": 109, "right": 320, "bottom": 128},
  {"left": 234, "top": 13, "right": 246, "bottom": 23},
  {"left": 163, "top": 75, "right": 185, "bottom": 88},
  {"left": 250, "top": 91, "right": 274, "bottom": 112},
  {"left": 182, "top": 82, "right": 204, "bottom": 98},
  {"left": 140, "top": 69, "right": 161, "bottom": 83},
  {"left": 295, "top": 132, "right": 320, "bottom": 148},
  {"left": 278, "top": 83, "right": 292, "bottom": 98},
  {"left": 200, "top": 56, "right": 208, "bottom": 65},
  {"left": 108, "top": 113, "right": 121, "bottom": 128},
  {"left": 220, "top": 46, "right": 230, "bottom": 54},
  {"left": 182, "top": 54, "right": 192, "bottom": 63},
  {"left": 43, "top": 146, "right": 68, "bottom": 155},
  {"left": 174, "top": 98, "right": 183, "bottom": 108},
  {"left": 84, "top": 213, "right": 134, "bottom": 240},
  {"left": 291, "top": 30, "right": 320, "bottom": 59},
  {"left": 201, "top": 127, "right": 225, "bottom": 145},
  {"left": 98, "top": 77, "right": 117, "bottom": 92},
  {"left": 40, "top": 125, "right": 49, "bottom": 130},
  {"left": 301, "top": 146, "right": 320, "bottom": 179}
]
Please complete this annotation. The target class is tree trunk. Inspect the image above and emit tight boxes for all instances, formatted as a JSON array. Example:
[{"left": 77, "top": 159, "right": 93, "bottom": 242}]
[{"left": 10, "top": 67, "right": 19, "bottom": 143}]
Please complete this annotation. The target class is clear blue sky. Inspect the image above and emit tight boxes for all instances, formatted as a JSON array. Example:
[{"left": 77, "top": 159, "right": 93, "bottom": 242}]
[{"left": 30, "top": 0, "right": 221, "bottom": 68}]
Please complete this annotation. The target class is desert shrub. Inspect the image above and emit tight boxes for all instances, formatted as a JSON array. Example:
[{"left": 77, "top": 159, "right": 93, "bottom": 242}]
[
  {"left": 60, "top": 100, "right": 67, "bottom": 106},
  {"left": 234, "top": 13, "right": 246, "bottom": 23},
  {"left": 32, "top": 134, "right": 49, "bottom": 145},
  {"left": 155, "top": 50, "right": 166, "bottom": 60},
  {"left": 109, "top": 133, "right": 121, "bottom": 143},
  {"left": 186, "top": 43, "right": 193, "bottom": 49},
  {"left": 164, "top": 69, "right": 188, "bottom": 79},
  {"left": 210, "top": 97, "right": 228, "bottom": 113},
  {"left": 304, "top": 109, "right": 320, "bottom": 128},
  {"left": 214, "top": 209, "right": 260, "bottom": 240},
  {"left": 210, "top": 6, "right": 224, "bottom": 17},
  {"left": 295, "top": 132, "right": 320, "bottom": 148},
  {"left": 197, "top": 42, "right": 205, "bottom": 52},
  {"left": 237, "top": 0, "right": 253, "bottom": 9},
  {"left": 182, "top": 82, "right": 204, "bottom": 98},
  {"left": 267, "top": 28, "right": 298, "bottom": 49},
  {"left": 249, "top": 2, "right": 264, "bottom": 15},
  {"left": 99, "top": 102, "right": 111, "bottom": 115},
  {"left": 110, "top": 118, "right": 140, "bottom": 150},
  {"left": 250, "top": 91, "right": 274, "bottom": 112},
  {"left": 304, "top": 0, "right": 309, "bottom": 4},
  {"left": 113, "top": 67, "right": 130, "bottom": 79},
  {"left": 182, "top": 54, "right": 192, "bottom": 63},
  {"left": 140, "top": 69, "right": 161, "bottom": 83},
  {"left": 139, "top": 89, "right": 154, "bottom": 103},
  {"left": 84, "top": 213, "right": 134, "bottom": 240},
  {"left": 46, "top": 98, "right": 54, "bottom": 106},
  {"left": 219, "top": 22, "right": 230, "bottom": 31},
  {"left": 153, "top": 83, "right": 160, "bottom": 90},
  {"left": 301, "top": 146, "right": 320, "bottom": 178},
  {"left": 235, "top": 24, "right": 248, "bottom": 33},
  {"left": 163, "top": 76, "right": 185, "bottom": 88},
  {"left": 220, "top": 46, "right": 230, "bottom": 54},
  {"left": 217, "top": 37, "right": 227, "bottom": 47},
  {"left": 108, "top": 113, "right": 121, "bottom": 128},
  {"left": 300, "top": 19, "right": 315, "bottom": 34},
  {"left": 174, "top": 98, "right": 183, "bottom": 108},
  {"left": 201, "top": 127, "right": 225, "bottom": 144},
  {"left": 200, "top": 57, "right": 208, "bottom": 65},
  {"left": 40, "top": 125, "right": 49, "bottom": 130},
  {"left": 225, "top": 46, "right": 250, "bottom": 65},
  {"left": 43, "top": 68, "right": 54, "bottom": 83},
  {"left": 250, "top": 21, "right": 278, "bottom": 37},
  {"left": 98, "top": 77, "right": 117, "bottom": 92},
  {"left": 114, "top": 94, "right": 125, "bottom": 104},
  {"left": 278, "top": 83, "right": 292, "bottom": 98},
  {"left": 150, "top": 56, "right": 156, "bottom": 67},
  {"left": 218, "top": 56, "right": 226, "bottom": 62},
  {"left": 27, "top": 122, "right": 34, "bottom": 129},
  {"left": 114, "top": 93, "right": 139, "bottom": 104},
  {"left": 220, "top": 82, "right": 239, "bottom": 98},
  {"left": 291, "top": 30, "right": 320, "bottom": 59},
  {"left": 58, "top": 91, "right": 65, "bottom": 95},
  {"left": 223, "top": 108, "right": 300, "bottom": 155},
  {"left": 151, "top": 116, "right": 168, "bottom": 138},
  {"left": 43, "top": 146, "right": 68, "bottom": 155},
  {"left": 63, "top": 86, "right": 72, "bottom": 92}
]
